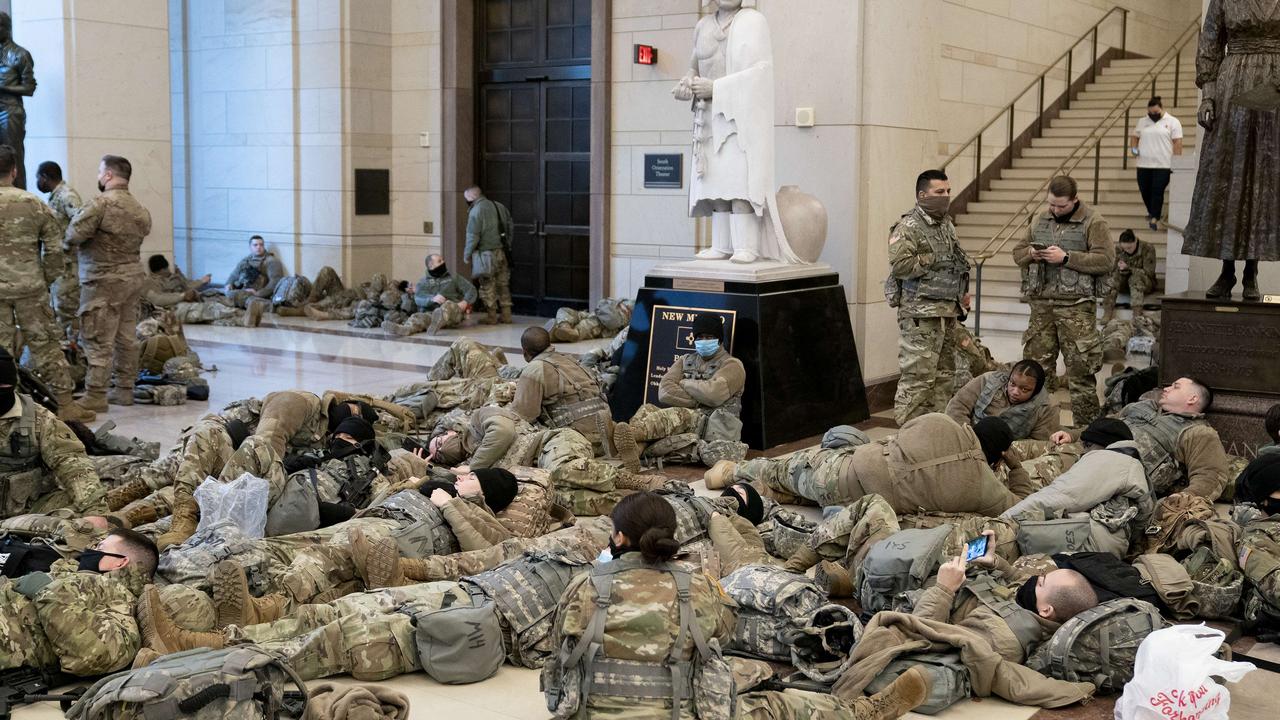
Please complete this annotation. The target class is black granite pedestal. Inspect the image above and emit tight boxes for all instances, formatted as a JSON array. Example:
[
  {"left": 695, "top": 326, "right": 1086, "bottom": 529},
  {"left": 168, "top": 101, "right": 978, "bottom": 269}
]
[
  {"left": 1160, "top": 292, "right": 1280, "bottom": 458},
  {"left": 610, "top": 271, "right": 869, "bottom": 450}
]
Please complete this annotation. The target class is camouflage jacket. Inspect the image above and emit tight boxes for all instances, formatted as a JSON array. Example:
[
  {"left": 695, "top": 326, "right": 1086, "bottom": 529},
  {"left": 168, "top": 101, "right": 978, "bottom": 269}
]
[
  {"left": 887, "top": 206, "right": 968, "bottom": 318},
  {"left": 0, "top": 396, "right": 107, "bottom": 518},
  {"left": 226, "top": 251, "right": 286, "bottom": 296},
  {"left": 1012, "top": 202, "right": 1115, "bottom": 306},
  {"left": 658, "top": 346, "right": 746, "bottom": 416},
  {"left": 33, "top": 560, "right": 148, "bottom": 675},
  {"left": 414, "top": 270, "right": 477, "bottom": 310},
  {"left": 65, "top": 188, "right": 151, "bottom": 282},
  {"left": 0, "top": 186, "right": 65, "bottom": 298},
  {"left": 1117, "top": 239, "right": 1157, "bottom": 284},
  {"left": 144, "top": 267, "right": 199, "bottom": 307},
  {"left": 47, "top": 182, "right": 82, "bottom": 231}
]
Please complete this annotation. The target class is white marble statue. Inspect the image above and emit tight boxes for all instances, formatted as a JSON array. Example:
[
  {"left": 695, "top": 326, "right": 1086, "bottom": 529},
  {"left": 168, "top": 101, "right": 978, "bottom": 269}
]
[{"left": 674, "top": 0, "right": 802, "bottom": 264}]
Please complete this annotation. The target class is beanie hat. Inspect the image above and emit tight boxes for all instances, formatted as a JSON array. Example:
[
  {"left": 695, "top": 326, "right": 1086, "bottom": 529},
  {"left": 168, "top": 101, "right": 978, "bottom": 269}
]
[
  {"left": 691, "top": 314, "right": 723, "bottom": 341},
  {"left": 1080, "top": 418, "right": 1134, "bottom": 448},
  {"left": 332, "top": 416, "right": 375, "bottom": 445},
  {"left": 973, "top": 416, "right": 1014, "bottom": 465},
  {"left": 1235, "top": 453, "right": 1280, "bottom": 508},
  {"left": 474, "top": 468, "right": 519, "bottom": 513},
  {"left": 224, "top": 419, "right": 250, "bottom": 450},
  {"left": 433, "top": 432, "right": 467, "bottom": 466},
  {"left": 0, "top": 347, "right": 16, "bottom": 387},
  {"left": 722, "top": 483, "right": 765, "bottom": 525},
  {"left": 419, "top": 480, "right": 459, "bottom": 500},
  {"left": 148, "top": 254, "right": 170, "bottom": 273}
]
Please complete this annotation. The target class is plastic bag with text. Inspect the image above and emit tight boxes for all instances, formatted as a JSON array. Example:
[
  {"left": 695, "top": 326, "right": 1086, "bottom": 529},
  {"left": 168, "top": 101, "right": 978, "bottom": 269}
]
[
  {"left": 193, "top": 473, "right": 269, "bottom": 539},
  {"left": 1114, "top": 624, "right": 1254, "bottom": 720}
]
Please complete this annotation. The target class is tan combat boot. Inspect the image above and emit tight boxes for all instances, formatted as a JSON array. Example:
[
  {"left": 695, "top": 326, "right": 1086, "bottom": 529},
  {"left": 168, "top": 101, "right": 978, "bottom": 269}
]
[
  {"left": 864, "top": 666, "right": 931, "bottom": 720},
  {"left": 138, "top": 586, "right": 226, "bottom": 654},
  {"left": 131, "top": 647, "right": 163, "bottom": 669},
  {"left": 703, "top": 460, "right": 738, "bottom": 490},
  {"left": 426, "top": 306, "right": 447, "bottom": 335},
  {"left": 1100, "top": 301, "right": 1115, "bottom": 325},
  {"left": 499, "top": 308, "right": 512, "bottom": 324},
  {"left": 275, "top": 306, "right": 306, "bottom": 317},
  {"left": 351, "top": 527, "right": 406, "bottom": 589},
  {"left": 782, "top": 546, "right": 820, "bottom": 575},
  {"left": 814, "top": 560, "right": 855, "bottom": 598},
  {"left": 244, "top": 298, "right": 267, "bottom": 327},
  {"left": 303, "top": 305, "right": 329, "bottom": 320},
  {"left": 156, "top": 493, "right": 200, "bottom": 550},
  {"left": 614, "top": 469, "right": 669, "bottom": 492},
  {"left": 80, "top": 390, "right": 109, "bottom": 413},
  {"left": 108, "top": 502, "right": 159, "bottom": 530},
  {"left": 55, "top": 393, "right": 96, "bottom": 423},
  {"left": 106, "top": 479, "right": 152, "bottom": 511},
  {"left": 212, "top": 560, "right": 287, "bottom": 628},
  {"left": 613, "top": 422, "right": 642, "bottom": 473},
  {"left": 107, "top": 386, "right": 134, "bottom": 406}
]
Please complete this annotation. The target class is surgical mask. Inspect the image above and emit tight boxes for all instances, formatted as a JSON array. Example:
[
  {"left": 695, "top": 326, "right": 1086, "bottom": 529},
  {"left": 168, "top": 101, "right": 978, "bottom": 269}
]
[
  {"left": 1015, "top": 576, "right": 1039, "bottom": 613},
  {"left": 78, "top": 549, "right": 126, "bottom": 573},
  {"left": 918, "top": 194, "right": 950, "bottom": 219},
  {"left": 694, "top": 339, "right": 720, "bottom": 358},
  {"left": 428, "top": 263, "right": 449, "bottom": 278},
  {"left": 596, "top": 547, "right": 613, "bottom": 564},
  {"left": 1148, "top": 111, "right": 1162, "bottom": 122}
]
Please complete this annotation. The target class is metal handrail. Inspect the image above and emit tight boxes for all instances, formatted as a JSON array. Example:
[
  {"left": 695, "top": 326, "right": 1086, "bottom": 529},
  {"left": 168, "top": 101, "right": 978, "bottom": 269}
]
[
  {"left": 941, "top": 7, "right": 1129, "bottom": 204},
  {"left": 969, "top": 16, "right": 1201, "bottom": 334}
]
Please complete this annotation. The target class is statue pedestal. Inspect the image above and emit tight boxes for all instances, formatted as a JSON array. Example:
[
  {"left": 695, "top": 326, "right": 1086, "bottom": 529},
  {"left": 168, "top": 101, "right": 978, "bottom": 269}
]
[
  {"left": 610, "top": 261, "right": 869, "bottom": 450},
  {"left": 1160, "top": 292, "right": 1280, "bottom": 458}
]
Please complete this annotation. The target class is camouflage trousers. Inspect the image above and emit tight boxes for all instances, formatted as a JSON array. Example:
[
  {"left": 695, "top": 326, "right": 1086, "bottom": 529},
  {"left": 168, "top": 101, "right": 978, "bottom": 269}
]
[
  {"left": 1022, "top": 301, "right": 1102, "bottom": 426},
  {"left": 53, "top": 258, "right": 80, "bottom": 340},
  {"left": 738, "top": 689, "right": 889, "bottom": 720},
  {"left": 1008, "top": 438, "right": 1081, "bottom": 487},
  {"left": 81, "top": 276, "right": 145, "bottom": 393},
  {"left": 1104, "top": 269, "right": 1155, "bottom": 312},
  {"left": 387, "top": 301, "right": 466, "bottom": 335},
  {"left": 0, "top": 573, "right": 140, "bottom": 676},
  {"left": 790, "top": 494, "right": 900, "bottom": 574},
  {"left": 305, "top": 303, "right": 357, "bottom": 320},
  {"left": 408, "top": 518, "right": 611, "bottom": 582},
  {"left": 173, "top": 300, "right": 244, "bottom": 326},
  {"left": 387, "top": 377, "right": 500, "bottom": 425},
  {"left": 895, "top": 315, "right": 965, "bottom": 426},
  {"left": 0, "top": 292, "right": 74, "bottom": 395},
  {"left": 475, "top": 250, "right": 512, "bottom": 319},
  {"left": 953, "top": 322, "right": 1002, "bottom": 390},
  {"left": 259, "top": 518, "right": 401, "bottom": 608},
  {"left": 539, "top": 429, "right": 626, "bottom": 516},
  {"left": 230, "top": 581, "right": 471, "bottom": 681},
  {"left": 428, "top": 338, "right": 504, "bottom": 381},
  {"left": 735, "top": 446, "right": 860, "bottom": 508},
  {"left": 629, "top": 403, "right": 702, "bottom": 440},
  {"left": 309, "top": 266, "right": 344, "bottom": 303},
  {"left": 1102, "top": 315, "right": 1161, "bottom": 363},
  {"left": 547, "top": 308, "right": 605, "bottom": 343},
  {"left": 216, "top": 434, "right": 288, "bottom": 502},
  {"left": 707, "top": 512, "right": 779, "bottom": 577}
]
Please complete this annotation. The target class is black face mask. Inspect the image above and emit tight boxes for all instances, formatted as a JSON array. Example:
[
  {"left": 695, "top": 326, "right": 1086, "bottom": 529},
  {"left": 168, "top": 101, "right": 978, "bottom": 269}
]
[
  {"left": 0, "top": 387, "right": 14, "bottom": 416},
  {"left": 1148, "top": 111, "right": 1162, "bottom": 122},
  {"left": 78, "top": 549, "right": 127, "bottom": 573},
  {"left": 1264, "top": 497, "right": 1280, "bottom": 516},
  {"left": 428, "top": 263, "right": 449, "bottom": 278},
  {"left": 328, "top": 439, "right": 362, "bottom": 458},
  {"left": 1015, "top": 576, "right": 1040, "bottom": 613},
  {"left": 97, "top": 181, "right": 106, "bottom": 193}
]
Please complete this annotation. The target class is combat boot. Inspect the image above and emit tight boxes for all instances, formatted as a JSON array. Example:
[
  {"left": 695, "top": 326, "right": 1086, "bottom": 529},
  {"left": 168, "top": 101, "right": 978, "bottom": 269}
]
[
  {"left": 244, "top": 298, "right": 267, "bottom": 327},
  {"left": 864, "top": 666, "right": 930, "bottom": 720},
  {"left": 156, "top": 493, "right": 200, "bottom": 550},
  {"left": 275, "top": 306, "right": 306, "bottom": 317},
  {"left": 212, "top": 560, "right": 287, "bottom": 628},
  {"left": 499, "top": 308, "right": 512, "bottom": 324},
  {"left": 426, "top": 306, "right": 447, "bottom": 335},
  {"left": 613, "top": 422, "right": 642, "bottom": 472},
  {"left": 131, "top": 647, "right": 162, "bottom": 669},
  {"left": 703, "top": 459, "right": 737, "bottom": 490},
  {"left": 80, "top": 390, "right": 109, "bottom": 413},
  {"left": 107, "top": 387, "right": 134, "bottom": 406},
  {"left": 481, "top": 310, "right": 498, "bottom": 325},
  {"left": 55, "top": 393, "right": 96, "bottom": 423},
  {"left": 351, "top": 527, "right": 406, "bottom": 588},
  {"left": 614, "top": 469, "right": 669, "bottom": 492},
  {"left": 1100, "top": 300, "right": 1115, "bottom": 325},
  {"left": 108, "top": 502, "right": 159, "bottom": 530},
  {"left": 107, "top": 478, "right": 152, "bottom": 511},
  {"left": 814, "top": 560, "right": 855, "bottom": 598},
  {"left": 139, "top": 586, "right": 226, "bottom": 654},
  {"left": 303, "top": 305, "right": 329, "bottom": 320},
  {"left": 782, "top": 546, "right": 820, "bottom": 574}
]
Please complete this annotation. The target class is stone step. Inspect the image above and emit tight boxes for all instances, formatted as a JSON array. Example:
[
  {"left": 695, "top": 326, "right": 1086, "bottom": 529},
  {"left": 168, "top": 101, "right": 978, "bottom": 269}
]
[
  {"left": 974, "top": 188, "right": 1148, "bottom": 203},
  {"left": 1036, "top": 127, "right": 1198, "bottom": 142},
  {"left": 957, "top": 234, "right": 1171, "bottom": 258},
  {"left": 1011, "top": 156, "right": 1154, "bottom": 170},
  {"left": 999, "top": 167, "right": 1140, "bottom": 180},
  {"left": 986, "top": 177, "right": 1144, "bottom": 192},
  {"left": 1053, "top": 105, "right": 1196, "bottom": 119},
  {"left": 962, "top": 200, "right": 1174, "bottom": 217}
]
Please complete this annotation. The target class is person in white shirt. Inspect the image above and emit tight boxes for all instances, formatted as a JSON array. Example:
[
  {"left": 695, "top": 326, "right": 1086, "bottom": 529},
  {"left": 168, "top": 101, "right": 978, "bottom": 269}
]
[{"left": 1129, "top": 96, "right": 1183, "bottom": 230}]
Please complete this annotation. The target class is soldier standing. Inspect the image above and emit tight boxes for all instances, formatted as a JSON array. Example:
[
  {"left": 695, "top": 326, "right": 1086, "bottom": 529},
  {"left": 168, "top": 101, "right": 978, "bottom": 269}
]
[
  {"left": 1013, "top": 175, "right": 1114, "bottom": 427},
  {"left": 463, "top": 185, "right": 513, "bottom": 324},
  {"left": 65, "top": 154, "right": 152, "bottom": 412},
  {"left": 0, "top": 147, "right": 93, "bottom": 421},
  {"left": 35, "top": 161, "right": 82, "bottom": 340},
  {"left": 887, "top": 169, "right": 971, "bottom": 426}
]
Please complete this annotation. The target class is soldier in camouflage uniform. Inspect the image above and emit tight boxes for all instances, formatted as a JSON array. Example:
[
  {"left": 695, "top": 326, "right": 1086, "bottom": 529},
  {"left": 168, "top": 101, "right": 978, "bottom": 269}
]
[
  {"left": 142, "top": 254, "right": 207, "bottom": 308},
  {"left": 0, "top": 149, "right": 92, "bottom": 421},
  {"left": 547, "top": 297, "right": 633, "bottom": 343},
  {"left": 383, "top": 254, "right": 477, "bottom": 336},
  {"left": 464, "top": 185, "right": 513, "bottom": 324},
  {"left": 0, "top": 528, "right": 156, "bottom": 676},
  {"left": 887, "top": 170, "right": 972, "bottom": 426},
  {"left": 0, "top": 348, "right": 107, "bottom": 519},
  {"left": 613, "top": 313, "right": 747, "bottom": 471},
  {"left": 221, "top": 235, "right": 285, "bottom": 311},
  {"left": 1101, "top": 228, "right": 1158, "bottom": 323},
  {"left": 513, "top": 327, "right": 612, "bottom": 454},
  {"left": 1012, "top": 175, "right": 1115, "bottom": 427},
  {"left": 65, "top": 155, "right": 152, "bottom": 412},
  {"left": 36, "top": 161, "right": 83, "bottom": 341}
]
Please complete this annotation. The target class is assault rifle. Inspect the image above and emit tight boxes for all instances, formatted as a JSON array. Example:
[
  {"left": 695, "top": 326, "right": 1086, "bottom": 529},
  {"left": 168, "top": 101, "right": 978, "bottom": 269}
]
[{"left": 0, "top": 667, "right": 85, "bottom": 720}]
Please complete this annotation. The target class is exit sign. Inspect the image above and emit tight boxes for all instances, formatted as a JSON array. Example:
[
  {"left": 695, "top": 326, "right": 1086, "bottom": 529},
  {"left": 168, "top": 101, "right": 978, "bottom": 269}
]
[{"left": 634, "top": 44, "right": 657, "bottom": 65}]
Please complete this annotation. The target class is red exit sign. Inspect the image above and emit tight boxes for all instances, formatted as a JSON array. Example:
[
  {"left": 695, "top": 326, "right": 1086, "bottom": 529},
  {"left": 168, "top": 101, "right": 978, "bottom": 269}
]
[{"left": 634, "top": 44, "right": 657, "bottom": 65}]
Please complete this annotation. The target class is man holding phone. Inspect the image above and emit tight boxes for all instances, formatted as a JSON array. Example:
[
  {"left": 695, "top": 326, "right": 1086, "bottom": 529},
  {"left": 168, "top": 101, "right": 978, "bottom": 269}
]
[{"left": 1012, "top": 175, "right": 1115, "bottom": 427}]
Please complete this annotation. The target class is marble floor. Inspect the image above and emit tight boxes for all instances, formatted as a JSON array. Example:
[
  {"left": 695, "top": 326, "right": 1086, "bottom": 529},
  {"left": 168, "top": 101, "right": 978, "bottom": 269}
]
[{"left": 15, "top": 317, "right": 1277, "bottom": 719}]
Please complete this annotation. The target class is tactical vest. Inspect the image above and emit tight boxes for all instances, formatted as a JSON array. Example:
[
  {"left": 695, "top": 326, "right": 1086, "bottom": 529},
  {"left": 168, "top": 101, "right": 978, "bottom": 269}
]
[
  {"left": 885, "top": 210, "right": 968, "bottom": 308},
  {"left": 231, "top": 255, "right": 264, "bottom": 289},
  {"left": 0, "top": 396, "right": 49, "bottom": 517},
  {"left": 363, "top": 490, "right": 461, "bottom": 558},
  {"left": 462, "top": 549, "right": 588, "bottom": 668},
  {"left": 662, "top": 492, "right": 714, "bottom": 548},
  {"left": 1120, "top": 400, "right": 1200, "bottom": 495},
  {"left": 1021, "top": 212, "right": 1101, "bottom": 302},
  {"left": 538, "top": 353, "right": 611, "bottom": 430},
  {"left": 972, "top": 371, "right": 1048, "bottom": 440},
  {"left": 680, "top": 351, "right": 743, "bottom": 417},
  {"left": 961, "top": 575, "right": 1044, "bottom": 655}
]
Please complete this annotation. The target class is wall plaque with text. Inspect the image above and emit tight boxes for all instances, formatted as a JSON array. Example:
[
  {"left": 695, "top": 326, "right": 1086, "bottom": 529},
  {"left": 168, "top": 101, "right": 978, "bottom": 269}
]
[
  {"left": 643, "top": 305, "right": 736, "bottom": 405},
  {"left": 643, "top": 153, "right": 683, "bottom": 189}
]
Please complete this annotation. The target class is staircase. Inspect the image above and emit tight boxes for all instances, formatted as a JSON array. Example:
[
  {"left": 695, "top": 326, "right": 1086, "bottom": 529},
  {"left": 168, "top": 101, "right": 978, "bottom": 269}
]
[{"left": 956, "top": 51, "right": 1200, "bottom": 335}]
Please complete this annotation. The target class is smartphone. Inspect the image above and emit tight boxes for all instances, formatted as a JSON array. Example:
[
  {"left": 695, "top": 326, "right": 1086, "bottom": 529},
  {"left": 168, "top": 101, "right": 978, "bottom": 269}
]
[
  {"left": 964, "top": 535, "right": 988, "bottom": 562},
  {"left": 1030, "top": 242, "right": 1050, "bottom": 251}
]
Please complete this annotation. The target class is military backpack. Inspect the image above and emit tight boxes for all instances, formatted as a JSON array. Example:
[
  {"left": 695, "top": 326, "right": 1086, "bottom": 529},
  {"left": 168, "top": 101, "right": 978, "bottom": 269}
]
[
  {"left": 856, "top": 524, "right": 953, "bottom": 615},
  {"left": 65, "top": 646, "right": 307, "bottom": 720},
  {"left": 1026, "top": 597, "right": 1165, "bottom": 694},
  {"left": 720, "top": 564, "right": 826, "bottom": 661},
  {"left": 271, "top": 275, "right": 312, "bottom": 307},
  {"left": 139, "top": 334, "right": 191, "bottom": 375}
]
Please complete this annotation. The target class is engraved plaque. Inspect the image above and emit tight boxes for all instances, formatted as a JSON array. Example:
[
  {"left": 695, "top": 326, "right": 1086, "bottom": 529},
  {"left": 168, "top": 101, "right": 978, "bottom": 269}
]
[
  {"left": 1160, "top": 292, "right": 1280, "bottom": 397},
  {"left": 672, "top": 278, "right": 726, "bottom": 292}
]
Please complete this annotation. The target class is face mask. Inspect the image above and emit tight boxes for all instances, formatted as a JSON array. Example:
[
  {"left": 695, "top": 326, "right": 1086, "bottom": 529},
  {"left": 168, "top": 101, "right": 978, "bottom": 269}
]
[
  {"left": 918, "top": 194, "right": 950, "bottom": 219},
  {"left": 596, "top": 547, "right": 613, "bottom": 564},
  {"left": 328, "top": 439, "right": 361, "bottom": 458},
  {"left": 97, "top": 181, "right": 106, "bottom": 193},
  {"left": 1148, "top": 111, "right": 1162, "bottom": 122},
  {"left": 78, "top": 549, "right": 126, "bottom": 573},
  {"left": 0, "top": 386, "right": 14, "bottom": 416},
  {"left": 428, "top": 263, "right": 448, "bottom": 278},
  {"left": 1015, "top": 576, "right": 1039, "bottom": 613},
  {"left": 1263, "top": 497, "right": 1280, "bottom": 516},
  {"left": 694, "top": 339, "right": 720, "bottom": 358}
]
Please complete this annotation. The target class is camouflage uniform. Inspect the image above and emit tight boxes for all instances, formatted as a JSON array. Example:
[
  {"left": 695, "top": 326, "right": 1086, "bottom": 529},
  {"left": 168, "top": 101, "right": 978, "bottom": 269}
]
[
  {"left": 0, "top": 395, "right": 106, "bottom": 518},
  {"left": 172, "top": 299, "right": 246, "bottom": 326},
  {"left": 1012, "top": 201, "right": 1115, "bottom": 426},
  {"left": 384, "top": 267, "right": 477, "bottom": 335},
  {"left": 46, "top": 182, "right": 83, "bottom": 340},
  {"left": 1102, "top": 238, "right": 1158, "bottom": 319},
  {"left": 787, "top": 493, "right": 900, "bottom": 574},
  {"left": 397, "top": 517, "right": 612, "bottom": 583},
  {"left": 0, "top": 185, "right": 76, "bottom": 396},
  {"left": 625, "top": 345, "right": 747, "bottom": 465},
  {"left": 0, "top": 561, "right": 148, "bottom": 676},
  {"left": 513, "top": 347, "right": 611, "bottom": 453},
  {"left": 65, "top": 187, "right": 152, "bottom": 399},
  {"left": 223, "top": 251, "right": 286, "bottom": 308},
  {"left": 738, "top": 689, "right": 898, "bottom": 720},
  {"left": 464, "top": 196, "right": 512, "bottom": 322},
  {"left": 886, "top": 206, "right": 971, "bottom": 426},
  {"left": 429, "top": 338, "right": 506, "bottom": 381},
  {"left": 547, "top": 297, "right": 633, "bottom": 342},
  {"left": 143, "top": 266, "right": 200, "bottom": 308}
]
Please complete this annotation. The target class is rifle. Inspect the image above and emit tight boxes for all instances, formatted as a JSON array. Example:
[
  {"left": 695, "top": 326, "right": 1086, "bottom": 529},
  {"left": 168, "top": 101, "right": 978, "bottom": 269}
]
[{"left": 0, "top": 666, "right": 85, "bottom": 720}]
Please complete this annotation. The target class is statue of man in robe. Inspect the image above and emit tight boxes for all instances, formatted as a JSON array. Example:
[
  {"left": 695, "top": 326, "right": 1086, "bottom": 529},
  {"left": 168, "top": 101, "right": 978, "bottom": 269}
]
[
  {"left": 0, "top": 12, "right": 36, "bottom": 190},
  {"left": 673, "top": 0, "right": 799, "bottom": 264}
]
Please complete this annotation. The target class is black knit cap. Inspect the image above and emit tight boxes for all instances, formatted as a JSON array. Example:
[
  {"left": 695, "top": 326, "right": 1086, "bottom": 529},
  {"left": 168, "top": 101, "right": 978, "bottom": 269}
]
[
  {"left": 148, "top": 254, "right": 170, "bottom": 273},
  {"left": 723, "top": 483, "right": 765, "bottom": 525},
  {"left": 973, "top": 416, "right": 1014, "bottom": 465},
  {"left": 0, "top": 347, "right": 15, "bottom": 387},
  {"left": 474, "top": 468, "right": 519, "bottom": 512},
  {"left": 332, "top": 416, "right": 375, "bottom": 445},
  {"left": 1080, "top": 418, "right": 1133, "bottom": 448},
  {"left": 691, "top": 314, "right": 723, "bottom": 341},
  {"left": 224, "top": 419, "right": 250, "bottom": 450},
  {"left": 1235, "top": 453, "right": 1280, "bottom": 508}
]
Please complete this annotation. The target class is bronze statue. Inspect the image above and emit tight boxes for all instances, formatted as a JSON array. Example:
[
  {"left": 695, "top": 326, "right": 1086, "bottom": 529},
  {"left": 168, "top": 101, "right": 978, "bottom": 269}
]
[
  {"left": 1183, "top": 0, "right": 1280, "bottom": 300},
  {"left": 0, "top": 12, "right": 35, "bottom": 190}
]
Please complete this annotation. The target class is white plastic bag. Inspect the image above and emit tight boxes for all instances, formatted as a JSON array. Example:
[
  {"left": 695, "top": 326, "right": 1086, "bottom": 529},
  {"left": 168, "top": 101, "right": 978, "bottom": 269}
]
[
  {"left": 193, "top": 473, "right": 269, "bottom": 539},
  {"left": 1114, "top": 624, "right": 1255, "bottom": 720}
]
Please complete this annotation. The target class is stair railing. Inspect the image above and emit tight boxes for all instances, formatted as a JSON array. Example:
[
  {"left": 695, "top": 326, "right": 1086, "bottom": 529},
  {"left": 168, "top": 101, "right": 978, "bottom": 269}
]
[
  {"left": 967, "top": 16, "right": 1201, "bottom": 335},
  {"left": 942, "top": 7, "right": 1130, "bottom": 217}
]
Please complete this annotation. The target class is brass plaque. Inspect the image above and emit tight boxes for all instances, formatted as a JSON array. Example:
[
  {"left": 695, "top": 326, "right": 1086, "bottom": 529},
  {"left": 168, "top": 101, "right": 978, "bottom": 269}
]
[
  {"left": 1162, "top": 305, "right": 1280, "bottom": 395},
  {"left": 672, "top": 278, "right": 726, "bottom": 292}
]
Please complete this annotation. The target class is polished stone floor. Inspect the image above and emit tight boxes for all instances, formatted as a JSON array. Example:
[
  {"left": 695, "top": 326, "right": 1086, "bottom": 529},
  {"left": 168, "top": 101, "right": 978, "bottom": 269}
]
[{"left": 15, "top": 317, "right": 1276, "bottom": 719}]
